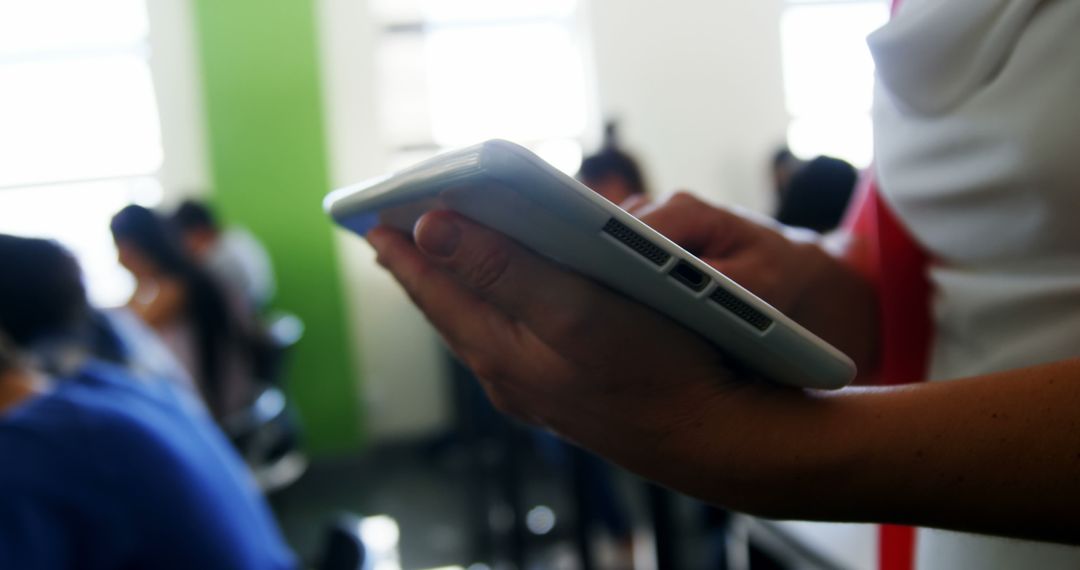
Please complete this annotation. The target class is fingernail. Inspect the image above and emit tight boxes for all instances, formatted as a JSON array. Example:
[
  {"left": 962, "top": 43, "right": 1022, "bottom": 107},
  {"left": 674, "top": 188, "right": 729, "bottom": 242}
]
[{"left": 416, "top": 215, "right": 460, "bottom": 258}]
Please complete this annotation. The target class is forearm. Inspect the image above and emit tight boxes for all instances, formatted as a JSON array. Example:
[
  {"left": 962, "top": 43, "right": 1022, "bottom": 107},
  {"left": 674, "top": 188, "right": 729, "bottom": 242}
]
[
  {"left": 584, "top": 360, "right": 1080, "bottom": 544},
  {"left": 834, "top": 361, "right": 1080, "bottom": 543}
]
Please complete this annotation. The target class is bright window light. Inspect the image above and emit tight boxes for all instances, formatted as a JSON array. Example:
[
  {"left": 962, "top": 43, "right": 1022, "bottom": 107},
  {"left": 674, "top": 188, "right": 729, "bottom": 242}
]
[
  {"left": 371, "top": 0, "right": 588, "bottom": 175},
  {"left": 0, "top": 0, "right": 148, "bottom": 58},
  {"left": 788, "top": 114, "right": 876, "bottom": 169},
  {"left": 0, "top": 0, "right": 161, "bottom": 308},
  {"left": 0, "top": 55, "right": 162, "bottom": 188},
  {"left": 375, "top": 34, "right": 432, "bottom": 147},
  {"left": 532, "top": 138, "right": 583, "bottom": 175},
  {"left": 780, "top": 1, "right": 888, "bottom": 167},
  {"left": 425, "top": 22, "right": 587, "bottom": 147},
  {"left": 0, "top": 178, "right": 162, "bottom": 307},
  {"left": 419, "top": 0, "right": 576, "bottom": 24}
]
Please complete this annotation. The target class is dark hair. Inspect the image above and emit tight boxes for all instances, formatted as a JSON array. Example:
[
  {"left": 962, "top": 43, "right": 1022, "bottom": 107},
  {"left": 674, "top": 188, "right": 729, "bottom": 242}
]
[
  {"left": 578, "top": 121, "right": 647, "bottom": 195},
  {"left": 172, "top": 199, "right": 218, "bottom": 233},
  {"left": 772, "top": 146, "right": 798, "bottom": 169},
  {"left": 110, "top": 205, "right": 236, "bottom": 415},
  {"left": 775, "top": 156, "right": 858, "bottom": 233},
  {"left": 0, "top": 332, "right": 14, "bottom": 374},
  {"left": 0, "top": 235, "right": 89, "bottom": 347}
]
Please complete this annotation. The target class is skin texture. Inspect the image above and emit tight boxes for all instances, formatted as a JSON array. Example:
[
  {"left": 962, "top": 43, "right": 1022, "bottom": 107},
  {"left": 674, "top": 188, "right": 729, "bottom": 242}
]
[
  {"left": 116, "top": 242, "right": 186, "bottom": 329},
  {"left": 366, "top": 192, "right": 1080, "bottom": 545},
  {"left": 128, "top": 279, "right": 186, "bottom": 329},
  {"left": 180, "top": 228, "right": 218, "bottom": 261}
]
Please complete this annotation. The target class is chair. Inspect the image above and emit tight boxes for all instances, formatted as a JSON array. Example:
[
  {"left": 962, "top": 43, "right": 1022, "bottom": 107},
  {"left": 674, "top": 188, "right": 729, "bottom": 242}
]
[
  {"left": 317, "top": 514, "right": 369, "bottom": 570},
  {"left": 225, "top": 311, "right": 309, "bottom": 492}
]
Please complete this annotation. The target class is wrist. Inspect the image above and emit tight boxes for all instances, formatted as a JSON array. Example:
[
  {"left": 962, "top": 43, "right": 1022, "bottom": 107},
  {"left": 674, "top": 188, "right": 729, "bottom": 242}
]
[
  {"left": 662, "top": 384, "right": 871, "bottom": 519},
  {"left": 791, "top": 238, "right": 880, "bottom": 372}
]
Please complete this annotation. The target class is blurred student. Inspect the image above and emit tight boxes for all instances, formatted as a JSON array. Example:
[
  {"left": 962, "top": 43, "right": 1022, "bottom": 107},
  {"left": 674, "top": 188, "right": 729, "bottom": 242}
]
[
  {"left": 774, "top": 154, "right": 858, "bottom": 233},
  {"left": 578, "top": 122, "right": 648, "bottom": 205},
  {"left": 111, "top": 205, "right": 255, "bottom": 419},
  {"left": 0, "top": 234, "right": 295, "bottom": 569},
  {"left": 172, "top": 200, "right": 276, "bottom": 310},
  {"left": 0, "top": 235, "right": 193, "bottom": 393},
  {"left": 769, "top": 146, "right": 804, "bottom": 204}
]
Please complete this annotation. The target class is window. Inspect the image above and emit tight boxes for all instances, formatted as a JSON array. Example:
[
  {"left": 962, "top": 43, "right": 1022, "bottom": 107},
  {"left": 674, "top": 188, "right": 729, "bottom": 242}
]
[
  {"left": 370, "top": 0, "right": 590, "bottom": 174},
  {"left": 779, "top": 0, "right": 889, "bottom": 167},
  {"left": 0, "top": 0, "right": 164, "bottom": 306}
]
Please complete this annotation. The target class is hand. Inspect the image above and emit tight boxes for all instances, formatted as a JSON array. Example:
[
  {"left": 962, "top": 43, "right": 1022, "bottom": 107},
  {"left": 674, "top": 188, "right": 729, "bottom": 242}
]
[
  {"left": 367, "top": 209, "right": 860, "bottom": 515},
  {"left": 632, "top": 192, "right": 818, "bottom": 312},
  {"left": 632, "top": 192, "right": 879, "bottom": 371},
  {"left": 366, "top": 211, "right": 746, "bottom": 460},
  {"left": 365, "top": 199, "right": 1080, "bottom": 544},
  {"left": 364, "top": 201, "right": 1080, "bottom": 544}
]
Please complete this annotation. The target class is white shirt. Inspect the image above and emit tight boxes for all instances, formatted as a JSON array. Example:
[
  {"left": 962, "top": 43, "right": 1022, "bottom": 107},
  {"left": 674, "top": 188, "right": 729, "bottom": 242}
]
[
  {"left": 206, "top": 228, "right": 276, "bottom": 309},
  {"left": 871, "top": 0, "right": 1080, "bottom": 567}
]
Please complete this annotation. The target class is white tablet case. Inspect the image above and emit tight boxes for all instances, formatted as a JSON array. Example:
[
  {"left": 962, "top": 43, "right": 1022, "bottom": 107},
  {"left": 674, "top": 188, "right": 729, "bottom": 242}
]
[{"left": 325, "top": 140, "right": 855, "bottom": 389}]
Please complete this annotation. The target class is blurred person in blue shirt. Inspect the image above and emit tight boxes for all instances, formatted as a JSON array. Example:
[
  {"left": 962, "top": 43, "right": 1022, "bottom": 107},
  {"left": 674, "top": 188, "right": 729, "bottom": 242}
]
[{"left": 0, "top": 234, "right": 296, "bottom": 569}]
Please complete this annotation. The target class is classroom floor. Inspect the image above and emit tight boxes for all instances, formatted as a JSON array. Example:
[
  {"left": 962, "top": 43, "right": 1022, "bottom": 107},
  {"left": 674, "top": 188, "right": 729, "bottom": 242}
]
[{"left": 270, "top": 439, "right": 720, "bottom": 570}]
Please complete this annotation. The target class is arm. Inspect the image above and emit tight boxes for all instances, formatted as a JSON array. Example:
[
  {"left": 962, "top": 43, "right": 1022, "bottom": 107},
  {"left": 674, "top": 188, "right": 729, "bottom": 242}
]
[
  {"left": 631, "top": 363, "right": 1080, "bottom": 545},
  {"left": 367, "top": 209, "right": 1080, "bottom": 545}
]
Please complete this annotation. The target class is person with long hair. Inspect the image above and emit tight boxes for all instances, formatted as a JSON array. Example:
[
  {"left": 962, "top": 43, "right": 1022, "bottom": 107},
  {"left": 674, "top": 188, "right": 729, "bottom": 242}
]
[{"left": 110, "top": 205, "right": 252, "bottom": 419}]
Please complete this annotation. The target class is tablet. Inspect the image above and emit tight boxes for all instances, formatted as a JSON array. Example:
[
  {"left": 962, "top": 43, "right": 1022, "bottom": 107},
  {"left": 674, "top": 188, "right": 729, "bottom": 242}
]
[{"left": 324, "top": 139, "right": 855, "bottom": 389}]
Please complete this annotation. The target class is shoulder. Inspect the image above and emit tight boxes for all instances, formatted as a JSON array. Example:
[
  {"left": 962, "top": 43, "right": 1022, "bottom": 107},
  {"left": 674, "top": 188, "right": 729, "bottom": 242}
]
[
  {"left": 870, "top": 0, "right": 1077, "bottom": 115},
  {"left": 223, "top": 228, "right": 271, "bottom": 260},
  {"left": 0, "top": 368, "right": 155, "bottom": 515},
  {"left": 2, "top": 365, "right": 182, "bottom": 457}
]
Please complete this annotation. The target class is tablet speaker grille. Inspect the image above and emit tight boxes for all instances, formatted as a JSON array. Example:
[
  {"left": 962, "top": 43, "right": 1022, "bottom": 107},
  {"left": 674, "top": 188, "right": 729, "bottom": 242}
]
[
  {"left": 602, "top": 218, "right": 671, "bottom": 266},
  {"left": 709, "top": 287, "right": 773, "bottom": 331}
]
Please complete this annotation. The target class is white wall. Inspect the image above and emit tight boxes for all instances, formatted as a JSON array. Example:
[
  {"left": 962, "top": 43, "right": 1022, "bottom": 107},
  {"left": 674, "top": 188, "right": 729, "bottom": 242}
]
[
  {"left": 317, "top": 0, "right": 454, "bottom": 443},
  {"left": 586, "top": 0, "right": 789, "bottom": 212},
  {"left": 145, "top": 0, "right": 212, "bottom": 204}
]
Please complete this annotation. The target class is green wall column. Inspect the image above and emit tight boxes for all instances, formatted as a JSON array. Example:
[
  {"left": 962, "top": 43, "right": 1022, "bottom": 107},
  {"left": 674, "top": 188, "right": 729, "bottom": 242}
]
[{"left": 190, "top": 0, "right": 363, "bottom": 454}]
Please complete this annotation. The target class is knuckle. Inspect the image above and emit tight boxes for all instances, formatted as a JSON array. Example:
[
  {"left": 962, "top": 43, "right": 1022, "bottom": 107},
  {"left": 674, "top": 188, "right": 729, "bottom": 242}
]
[
  {"left": 487, "top": 392, "right": 515, "bottom": 416},
  {"left": 669, "top": 190, "right": 701, "bottom": 208},
  {"left": 398, "top": 255, "right": 439, "bottom": 294},
  {"left": 473, "top": 374, "right": 521, "bottom": 417},
  {"left": 461, "top": 243, "right": 511, "bottom": 293},
  {"left": 545, "top": 303, "right": 593, "bottom": 340},
  {"left": 466, "top": 354, "right": 504, "bottom": 383},
  {"left": 487, "top": 391, "right": 535, "bottom": 424}
]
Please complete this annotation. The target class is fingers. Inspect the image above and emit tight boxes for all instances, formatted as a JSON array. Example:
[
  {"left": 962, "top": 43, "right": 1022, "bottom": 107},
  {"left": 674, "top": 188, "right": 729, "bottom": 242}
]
[
  {"left": 636, "top": 192, "right": 746, "bottom": 256},
  {"left": 368, "top": 226, "right": 561, "bottom": 423},
  {"left": 366, "top": 226, "right": 515, "bottom": 358},
  {"left": 410, "top": 211, "right": 647, "bottom": 358}
]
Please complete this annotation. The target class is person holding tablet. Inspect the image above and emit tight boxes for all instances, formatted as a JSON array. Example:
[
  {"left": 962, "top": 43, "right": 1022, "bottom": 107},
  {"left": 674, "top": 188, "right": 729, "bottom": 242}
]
[{"left": 363, "top": 0, "right": 1080, "bottom": 567}]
